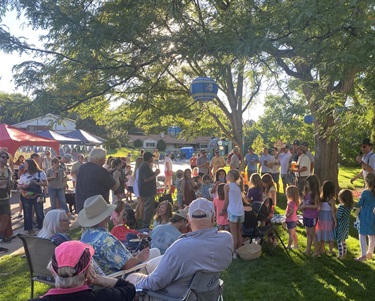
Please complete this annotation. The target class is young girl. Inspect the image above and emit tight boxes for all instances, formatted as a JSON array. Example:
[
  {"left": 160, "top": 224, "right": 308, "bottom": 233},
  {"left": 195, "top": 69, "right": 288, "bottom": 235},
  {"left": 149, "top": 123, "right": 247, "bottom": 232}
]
[
  {"left": 220, "top": 169, "right": 244, "bottom": 258},
  {"left": 355, "top": 173, "right": 375, "bottom": 261},
  {"left": 210, "top": 168, "right": 226, "bottom": 197},
  {"left": 336, "top": 189, "right": 353, "bottom": 259},
  {"left": 316, "top": 181, "right": 337, "bottom": 255},
  {"left": 261, "top": 173, "right": 277, "bottom": 217},
  {"left": 213, "top": 183, "right": 229, "bottom": 231},
  {"left": 246, "top": 173, "right": 263, "bottom": 213},
  {"left": 285, "top": 185, "right": 300, "bottom": 249},
  {"left": 111, "top": 200, "right": 125, "bottom": 226},
  {"left": 299, "top": 174, "right": 320, "bottom": 256}
]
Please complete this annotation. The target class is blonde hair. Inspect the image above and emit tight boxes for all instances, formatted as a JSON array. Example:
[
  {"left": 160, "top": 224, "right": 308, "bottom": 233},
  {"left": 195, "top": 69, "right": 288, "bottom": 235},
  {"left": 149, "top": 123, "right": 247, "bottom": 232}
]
[
  {"left": 286, "top": 185, "right": 300, "bottom": 206},
  {"left": 365, "top": 173, "right": 375, "bottom": 196}
]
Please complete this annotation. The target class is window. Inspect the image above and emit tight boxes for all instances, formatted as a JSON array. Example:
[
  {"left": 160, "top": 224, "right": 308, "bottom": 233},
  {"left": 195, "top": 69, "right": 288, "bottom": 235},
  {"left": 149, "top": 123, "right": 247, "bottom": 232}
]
[{"left": 145, "top": 142, "right": 156, "bottom": 148}]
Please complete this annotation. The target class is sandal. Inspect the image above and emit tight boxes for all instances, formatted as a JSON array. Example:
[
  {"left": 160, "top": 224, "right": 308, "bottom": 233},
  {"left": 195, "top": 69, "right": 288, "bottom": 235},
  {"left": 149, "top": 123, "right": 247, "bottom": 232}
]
[{"left": 355, "top": 256, "right": 367, "bottom": 262}]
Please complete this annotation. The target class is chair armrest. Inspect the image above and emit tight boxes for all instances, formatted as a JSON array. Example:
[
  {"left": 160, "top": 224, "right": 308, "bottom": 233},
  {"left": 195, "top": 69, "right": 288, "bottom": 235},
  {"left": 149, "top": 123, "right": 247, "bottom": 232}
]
[{"left": 107, "top": 262, "right": 148, "bottom": 279}]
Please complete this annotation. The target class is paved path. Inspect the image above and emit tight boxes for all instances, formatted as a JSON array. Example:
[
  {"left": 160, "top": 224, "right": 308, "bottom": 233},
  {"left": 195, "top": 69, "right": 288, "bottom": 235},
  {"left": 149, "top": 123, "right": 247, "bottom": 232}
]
[{"left": 0, "top": 160, "right": 191, "bottom": 257}]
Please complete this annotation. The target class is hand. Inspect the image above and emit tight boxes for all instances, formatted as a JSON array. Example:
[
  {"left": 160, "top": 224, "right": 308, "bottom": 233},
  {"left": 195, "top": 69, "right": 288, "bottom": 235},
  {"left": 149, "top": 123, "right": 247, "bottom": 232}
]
[
  {"left": 350, "top": 177, "right": 356, "bottom": 184},
  {"left": 137, "top": 247, "right": 150, "bottom": 262},
  {"left": 219, "top": 209, "right": 226, "bottom": 216},
  {"left": 155, "top": 169, "right": 160, "bottom": 176},
  {"left": 355, "top": 155, "right": 362, "bottom": 164},
  {"left": 85, "top": 265, "right": 97, "bottom": 286}
]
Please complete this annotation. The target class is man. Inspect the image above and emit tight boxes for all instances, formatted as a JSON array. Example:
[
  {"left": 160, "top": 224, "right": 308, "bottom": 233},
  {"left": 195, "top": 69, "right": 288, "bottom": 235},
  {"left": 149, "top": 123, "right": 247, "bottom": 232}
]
[
  {"left": 230, "top": 146, "right": 241, "bottom": 170},
  {"left": 292, "top": 140, "right": 300, "bottom": 162},
  {"left": 301, "top": 141, "right": 315, "bottom": 174},
  {"left": 127, "top": 198, "right": 233, "bottom": 299},
  {"left": 295, "top": 145, "right": 311, "bottom": 195},
  {"left": 42, "top": 150, "right": 53, "bottom": 171},
  {"left": 244, "top": 147, "right": 259, "bottom": 180},
  {"left": 210, "top": 149, "right": 225, "bottom": 176},
  {"left": 79, "top": 195, "right": 151, "bottom": 275},
  {"left": 0, "top": 147, "right": 14, "bottom": 171},
  {"left": 30, "top": 152, "right": 42, "bottom": 169},
  {"left": 270, "top": 147, "right": 280, "bottom": 193},
  {"left": 196, "top": 149, "right": 210, "bottom": 176},
  {"left": 259, "top": 147, "right": 272, "bottom": 175},
  {"left": 138, "top": 152, "right": 160, "bottom": 228},
  {"left": 278, "top": 145, "right": 292, "bottom": 193},
  {"left": 351, "top": 138, "right": 375, "bottom": 184},
  {"left": 164, "top": 151, "right": 173, "bottom": 191},
  {"left": 75, "top": 148, "right": 120, "bottom": 213},
  {"left": 70, "top": 153, "right": 84, "bottom": 189},
  {"left": 150, "top": 208, "right": 189, "bottom": 255}
]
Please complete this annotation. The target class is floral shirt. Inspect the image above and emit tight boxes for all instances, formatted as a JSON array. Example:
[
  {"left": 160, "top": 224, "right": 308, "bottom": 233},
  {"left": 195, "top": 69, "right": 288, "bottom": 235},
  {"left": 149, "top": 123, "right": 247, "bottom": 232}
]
[{"left": 81, "top": 227, "right": 132, "bottom": 275}]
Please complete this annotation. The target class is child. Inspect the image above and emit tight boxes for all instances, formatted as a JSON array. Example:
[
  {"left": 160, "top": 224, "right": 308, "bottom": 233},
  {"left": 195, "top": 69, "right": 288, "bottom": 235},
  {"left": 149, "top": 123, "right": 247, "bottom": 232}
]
[
  {"left": 213, "top": 183, "right": 229, "bottom": 231},
  {"left": 211, "top": 168, "right": 226, "bottom": 197},
  {"left": 299, "top": 175, "right": 320, "bottom": 256},
  {"left": 201, "top": 174, "right": 212, "bottom": 200},
  {"left": 336, "top": 189, "right": 353, "bottom": 259},
  {"left": 246, "top": 173, "right": 263, "bottom": 213},
  {"left": 316, "top": 181, "right": 337, "bottom": 255},
  {"left": 355, "top": 173, "right": 375, "bottom": 261},
  {"left": 220, "top": 169, "right": 244, "bottom": 258},
  {"left": 111, "top": 200, "right": 125, "bottom": 226},
  {"left": 125, "top": 165, "right": 133, "bottom": 202},
  {"left": 192, "top": 167, "right": 199, "bottom": 177},
  {"left": 175, "top": 170, "right": 184, "bottom": 209},
  {"left": 285, "top": 185, "right": 300, "bottom": 249}
]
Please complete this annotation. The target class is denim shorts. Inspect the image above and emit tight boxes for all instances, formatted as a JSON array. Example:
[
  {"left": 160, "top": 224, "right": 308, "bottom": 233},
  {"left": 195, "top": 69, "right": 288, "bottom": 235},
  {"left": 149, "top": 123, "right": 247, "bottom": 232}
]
[
  {"left": 303, "top": 217, "right": 317, "bottom": 228},
  {"left": 228, "top": 211, "right": 245, "bottom": 223},
  {"left": 286, "top": 221, "right": 297, "bottom": 230}
]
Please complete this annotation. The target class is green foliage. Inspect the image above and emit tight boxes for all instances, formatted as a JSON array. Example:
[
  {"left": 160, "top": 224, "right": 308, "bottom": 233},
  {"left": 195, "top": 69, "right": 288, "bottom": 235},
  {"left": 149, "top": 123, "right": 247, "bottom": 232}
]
[
  {"left": 133, "top": 139, "right": 143, "bottom": 148},
  {"left": 0, "top": 92, "right": 39, "bottom": 124},
  {"left": 251, "top": 134, "right": 265, "bottom": 155},
  {"left": 156, "top": 139, "right": 166, "bottom": 151}
]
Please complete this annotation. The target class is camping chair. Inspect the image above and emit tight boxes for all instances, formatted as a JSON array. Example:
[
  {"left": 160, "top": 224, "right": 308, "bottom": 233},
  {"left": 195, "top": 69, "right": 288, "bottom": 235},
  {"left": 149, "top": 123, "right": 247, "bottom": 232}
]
[
  {"left": 137, "top": 271, "right": 224, "bottom": 301},
  {"left": 17, "top": 233, "right": 56, "bottom": 299}
]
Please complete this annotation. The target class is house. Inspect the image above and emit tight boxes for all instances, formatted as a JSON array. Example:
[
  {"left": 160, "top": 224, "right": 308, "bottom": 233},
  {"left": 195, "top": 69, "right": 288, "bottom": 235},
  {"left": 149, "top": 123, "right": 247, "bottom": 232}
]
[{"left": 12, "top": 114, "right": 77, "bottom": 134}]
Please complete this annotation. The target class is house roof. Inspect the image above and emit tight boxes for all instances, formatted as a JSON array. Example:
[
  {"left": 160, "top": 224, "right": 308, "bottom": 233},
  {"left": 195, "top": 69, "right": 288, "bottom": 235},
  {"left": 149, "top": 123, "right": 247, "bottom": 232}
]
[{"left": 128, "top": 134, "right": 212, "bottom": 145}]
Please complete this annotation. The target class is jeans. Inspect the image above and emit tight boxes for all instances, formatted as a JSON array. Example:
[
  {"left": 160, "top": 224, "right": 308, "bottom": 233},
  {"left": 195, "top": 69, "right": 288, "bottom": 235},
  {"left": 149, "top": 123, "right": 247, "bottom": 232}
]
[
  {"left": 142, "top": 195, "right": 155, "bottom": 228},
  {"left": 21, "top": 195, "right": 44, "bottom": 230},
  {"left": 49, "top": 187, "right": 69, "bottom": 213}
]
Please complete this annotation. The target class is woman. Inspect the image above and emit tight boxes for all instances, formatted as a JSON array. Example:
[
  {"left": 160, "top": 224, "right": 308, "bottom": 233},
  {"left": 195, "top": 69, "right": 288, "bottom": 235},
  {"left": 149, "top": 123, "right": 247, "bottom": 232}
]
[
  {"left": 153, "top": 200, "right": 173, "bottom": 228},
  {"left": 0, "top": 151, "right": 14, "bottom": 242},
  {"left": 18, "top": 158, "right": 47, "bottom": 236},
  {"left": 30, "top": 240, "right": 135, "bottom": 301},
  {"left": 133, "top": 157, "right": 144, "bottom": 220},
  {"left": 46, "top": 158, "right": 72, "bottom": 219},
  {"left": 38, "top": 209, "right": 71, "bottom": 245},
  {"left": 181, "top": 169, "right": 196, "bottom": 206}
]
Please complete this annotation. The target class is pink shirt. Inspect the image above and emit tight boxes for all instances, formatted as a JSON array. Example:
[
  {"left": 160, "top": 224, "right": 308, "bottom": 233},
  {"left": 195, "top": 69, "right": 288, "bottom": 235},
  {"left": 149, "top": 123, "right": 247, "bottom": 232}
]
[
  {"left": 285, "top": 201, "right": 298, "bottom": 222},
  {"left": 213, "top": 196, "right": 229, "bottom": 226}
]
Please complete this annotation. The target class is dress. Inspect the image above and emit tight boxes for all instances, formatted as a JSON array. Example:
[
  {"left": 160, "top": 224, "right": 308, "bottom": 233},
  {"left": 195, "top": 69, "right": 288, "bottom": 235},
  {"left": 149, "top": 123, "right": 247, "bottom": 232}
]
[
  {"left": 150, "top": 223, "right": 182, "bottom": 255},
  {"left": 357, "top": 190, "right": 375, "bottom": 235},
  {"left": 336, "top": 204, "right": 351, "bottom": 241},
  {"left": 316, "top": 201, "right": 335, "bottom": 241},
  {"left": 213, "top": 197, "right": 228, "bottom": 226}
]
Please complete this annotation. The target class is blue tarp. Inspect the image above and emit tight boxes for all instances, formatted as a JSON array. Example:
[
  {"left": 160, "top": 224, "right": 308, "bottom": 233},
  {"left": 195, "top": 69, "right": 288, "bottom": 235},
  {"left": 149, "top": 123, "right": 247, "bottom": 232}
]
[
  {"left": 36, "top": 130, "right": 82, "bottom": 144},
  {"left": 63, "top": 129, "right": 104, "bottom": 146}
]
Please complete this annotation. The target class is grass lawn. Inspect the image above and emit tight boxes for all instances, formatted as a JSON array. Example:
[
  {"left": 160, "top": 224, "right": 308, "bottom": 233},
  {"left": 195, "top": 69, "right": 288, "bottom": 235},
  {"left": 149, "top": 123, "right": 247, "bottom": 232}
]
[{"left": 0, "top": 166, "right": 372, "bottom": 301}]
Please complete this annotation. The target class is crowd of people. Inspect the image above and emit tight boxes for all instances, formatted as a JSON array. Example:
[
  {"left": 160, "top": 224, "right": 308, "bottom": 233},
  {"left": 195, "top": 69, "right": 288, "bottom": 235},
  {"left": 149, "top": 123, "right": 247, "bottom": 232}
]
[{"left": 0, "top": 136, "right": 375, "bottom": 299}]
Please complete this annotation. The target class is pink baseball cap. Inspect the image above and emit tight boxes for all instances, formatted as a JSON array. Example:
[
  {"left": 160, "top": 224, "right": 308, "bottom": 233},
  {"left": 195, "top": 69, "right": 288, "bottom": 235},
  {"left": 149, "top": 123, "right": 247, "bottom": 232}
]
[{"left": 51, "top": 241, "right": 94, "bottom": 277}]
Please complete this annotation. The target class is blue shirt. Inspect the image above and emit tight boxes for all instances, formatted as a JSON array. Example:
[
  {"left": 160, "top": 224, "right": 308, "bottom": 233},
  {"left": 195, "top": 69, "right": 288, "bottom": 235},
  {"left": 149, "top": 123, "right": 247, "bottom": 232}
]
[
  {"left": 151, "top": 223, "right": 182, "bottom": 255},
  {"left": 245, "top": 153, "right": 259, "bottom": 172},
  {"left": 81, "top": 227, "right": 132, "bottom": 275},
  {"left": 201, "top": 183, "right": 212, "bottom": 200}
]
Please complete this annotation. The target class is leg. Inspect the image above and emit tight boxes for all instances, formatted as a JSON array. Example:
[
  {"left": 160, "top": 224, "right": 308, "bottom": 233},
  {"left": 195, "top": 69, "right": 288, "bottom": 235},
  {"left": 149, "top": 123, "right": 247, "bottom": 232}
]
[
  {"left": 237, "top": 222, "right": 243, "bottom": 248},
  {"left": 328, "top": 241, "right": 334, "bottom": 254},
  {"left": 33, "top": 198, "right": 44, "bottom": 229},
  {"left": 229, "top": 222, "right": 239, "bottom": 251},
  {"left": 21, "top": 196, "right": 33, "bottom": 231},
  {"left": 291, "top": 228, "right": 298, "bottom": 248},
  {"left": 287, "top": 228, "right": 293, "bottom": 248},
  {"left": 337, "top": 240, "right": 343, "bottom": 257},
  {"left": 56, "top": 189, "right": 70, "bottom": 216},
  {"left": 367, "top": 235, "right": 375, "bottom": 259},
  {"left": 305, "top": 227, "right": 312, "bottom": 254},
  {"left": 135, "top": 197, "right": 144, "bottom": 220},
  {"left": 48, "top": 188, "right": 58, "bottom": 210},
  {"left": 142, "top": 196, "right": 155, "bottom": 228},
  {"left": 358, "top": 233, "right": 367, "bottom": 260}
]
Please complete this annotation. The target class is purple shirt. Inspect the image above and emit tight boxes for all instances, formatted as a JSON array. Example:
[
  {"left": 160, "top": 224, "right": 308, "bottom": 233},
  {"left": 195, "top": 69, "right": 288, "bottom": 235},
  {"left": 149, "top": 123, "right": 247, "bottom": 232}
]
[{"left": 302, "top": 193, "right": 318, "bottom": 219}]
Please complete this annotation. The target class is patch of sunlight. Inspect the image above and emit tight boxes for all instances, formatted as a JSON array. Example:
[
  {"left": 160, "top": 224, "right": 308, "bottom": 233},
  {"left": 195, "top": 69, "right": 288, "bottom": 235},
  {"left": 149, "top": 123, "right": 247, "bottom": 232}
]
[{"left": 291, "top": 282, "right": 304, "bottom": 298}]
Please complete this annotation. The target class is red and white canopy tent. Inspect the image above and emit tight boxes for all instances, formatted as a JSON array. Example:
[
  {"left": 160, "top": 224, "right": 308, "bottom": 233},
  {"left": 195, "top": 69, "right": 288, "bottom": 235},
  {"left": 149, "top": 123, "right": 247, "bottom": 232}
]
[{"left": 0, "top": 123, "right": 59, "bottom": 156}]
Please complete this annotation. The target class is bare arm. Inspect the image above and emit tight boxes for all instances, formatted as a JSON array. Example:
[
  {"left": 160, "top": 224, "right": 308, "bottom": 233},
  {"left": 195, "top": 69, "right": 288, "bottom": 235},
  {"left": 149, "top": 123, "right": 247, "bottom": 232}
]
[{"left": 220, "top": 184, "right": 230, "bottom": 216}]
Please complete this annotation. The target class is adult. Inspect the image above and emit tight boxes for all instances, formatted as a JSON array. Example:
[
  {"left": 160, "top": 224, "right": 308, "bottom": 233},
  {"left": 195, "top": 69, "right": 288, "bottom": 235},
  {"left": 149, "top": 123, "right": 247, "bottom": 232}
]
[
  {"left": 164, "top": 151, "right": 173, "bottom": 191},
  {"left": 1, "top": 147, "right": 14, "bottom": 171},
  {"left": 180, "top": 169, "right": 196, "bottom": 206},
  {"left": 291, "top": 140, "right": 300, "bottom": 162},
  {"left": 259, "top": 147, "right": 272, "bottom": 175},
  {"left": 351, "top": 138, "right": 375, "bottom": 184},
  {"left": 127, "top": 198, "right": 233, "bottom": 299},
  {"left": 189, "top": 153, "right": 197, "bottom": 170},
  {"left": 227, "top": 146, "right": 243, "bottom": 166},
  {"left": 70, "top": 154, "right": 84, "bottom": 190},
  {"left": 79, "top": 195, "right": 152, "bottom": 275},
  {"left": 295, "top": 145, "right": 311, "bottom": 196},
  {"left": 270, "top": 147, "right": 281, "bottom": 193},
  {"left": 244, "top": 147, "right": 259, "bottom": 180},
  {"left": 138, "top": 152, "right": 160, "bottom": 228},
  {"left": 150, "top": 208, "right": 189, "bottom": 255},
  {"left": 46, "top": 158, "right": 72, "bottom": 218},
  {"left": 0, "top": 151, "right": 13, "bottom": 242},
  {"left": 75, "top": 148, "right": 121, "bottom": 213},
  {"left": 153, "top": 149, "right": 160, "bottom": 169},
  {"left": 30, "top": 153, "right": 43, "bottom": 170},
  {"left": 30, "top": 240, "right": 135, "bottom": 301},
  {"left": 210, "top": 149, "right": 226, "bottom": 176},
  {"left": 301, "top": 141, "right": 315, "bottom": 174},
  {"left": 278, "top": 145, "right": 292, "bottom": 193},
  {"left": 38, "top": 209, "right": 71, "bottom": 245},
  {"left": 196, "top": 150, "right": 210, "bottom": 176},
  {"left": 42, "top": 150, "right": 53, "bottom": 172},
  {"left": 153, "top": 200, "right": 173, "bottom": 228},
  {"left": 230, "top": 146, "right": 241, "bottom": 170},
  {"left": 133, "top": 157, "right": 144, "bottom": 221},
  {"left": 18, "top": 158, "right": 47, "bottom": 236}
]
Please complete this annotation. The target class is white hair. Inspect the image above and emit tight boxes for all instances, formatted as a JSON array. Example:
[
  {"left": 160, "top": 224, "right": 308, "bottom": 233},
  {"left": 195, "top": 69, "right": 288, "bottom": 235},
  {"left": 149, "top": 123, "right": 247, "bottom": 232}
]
[
  {"left": 48, "top": 261, "right": 87, "bottom": 288},
  {"left": 38, "top": 210, "right": 67, "bottom": 239},
  {"left": 89, "top": 148, "right": 107, "bottom": 162}
]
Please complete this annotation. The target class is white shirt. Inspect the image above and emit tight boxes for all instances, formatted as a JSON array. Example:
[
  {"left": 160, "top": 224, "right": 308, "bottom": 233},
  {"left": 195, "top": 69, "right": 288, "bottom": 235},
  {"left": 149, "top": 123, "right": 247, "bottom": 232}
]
[
  {"left": 270, "top": 156, "right": 280, "bottom": 174},
  {"left": 296, "top": 154, "right": 311, "bottom": 177},
  {"left": 279, "top": 151, "right": 292, "bottom": 174},
  {"left": 164, "top": 156, "right": 173, "bottom": 172},
  {"left": 259, "top": 154, "right": 272, "bottom": 173}
]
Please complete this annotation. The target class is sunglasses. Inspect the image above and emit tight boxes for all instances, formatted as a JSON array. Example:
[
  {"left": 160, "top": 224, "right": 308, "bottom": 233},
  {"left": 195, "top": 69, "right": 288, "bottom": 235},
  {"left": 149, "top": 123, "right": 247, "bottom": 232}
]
[
  {"left": 360, "top": 145, "right": 368, "bottom": 149},
  {"left": 1, "top": 156, "right": 9, "bottom": 159}
]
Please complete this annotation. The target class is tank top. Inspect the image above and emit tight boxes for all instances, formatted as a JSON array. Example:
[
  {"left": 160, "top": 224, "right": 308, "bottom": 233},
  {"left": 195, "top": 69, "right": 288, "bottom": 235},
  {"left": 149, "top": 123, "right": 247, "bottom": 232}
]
[{"left": 227, "top": 182, "right": 244, "bottom": 216}]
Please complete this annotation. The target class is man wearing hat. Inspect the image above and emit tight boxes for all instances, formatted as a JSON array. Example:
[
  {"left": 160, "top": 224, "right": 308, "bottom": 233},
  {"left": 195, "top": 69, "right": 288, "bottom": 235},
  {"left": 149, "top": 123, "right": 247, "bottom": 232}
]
[
  {"left": 75, "top": 148, "right": 121, "bottom": 213},
  {"left": 244, "top": 146, "right": 259, "bottom": 180},
  {"left": 301, "top": 141, "right": 315, "bottom": 174},
  {"left": 79, "top": 195, "right": 151, "bottom": 275},
  {"left": 150, "top": 208, "right": 190, "bottom": 255},
  {"left": 196, "top": 149, "right": 210, "bottom": 176},
  {"left": 138, "top": 152, "right": 161, "bottom": 228},
  {"left": 351, "top": 138, "right": 375, "bottom": 184},
  {"left": 295, "top": 145, "right": 311, "bottom": 195},
  {"left": 32, "top": 240, "right": 136, "bottom": 300},
  {"left": 210, "top": 149, "right": 225, "bottom": 176},
  {"left": 127, "top": 198, "right": 233, "bottom": 299}
]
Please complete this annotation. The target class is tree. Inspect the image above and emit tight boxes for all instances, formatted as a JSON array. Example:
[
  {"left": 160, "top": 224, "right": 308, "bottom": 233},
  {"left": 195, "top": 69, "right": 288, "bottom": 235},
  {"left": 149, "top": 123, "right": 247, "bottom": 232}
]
[
  {"left": 156, "top": 139, "right": 166, "bottom": 152},
  {"left": 133, "top": 139, "right": 143, "bottom": 148}
]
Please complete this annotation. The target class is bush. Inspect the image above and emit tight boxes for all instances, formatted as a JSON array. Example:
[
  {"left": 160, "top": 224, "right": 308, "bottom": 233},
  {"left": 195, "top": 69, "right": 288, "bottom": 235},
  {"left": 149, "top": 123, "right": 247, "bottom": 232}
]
[
  {"left": 157, "top": 139, "right": 167, "bottom": 151},
  {"left": 133, "top": 139, "right": 143, "bottom": 148}
]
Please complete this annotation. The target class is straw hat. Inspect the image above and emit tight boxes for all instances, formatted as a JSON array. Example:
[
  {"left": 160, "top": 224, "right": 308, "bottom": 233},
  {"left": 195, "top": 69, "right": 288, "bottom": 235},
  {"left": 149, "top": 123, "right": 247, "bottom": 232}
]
[{"left": 78, "top": 195, "right": 116, "bottom": 227}]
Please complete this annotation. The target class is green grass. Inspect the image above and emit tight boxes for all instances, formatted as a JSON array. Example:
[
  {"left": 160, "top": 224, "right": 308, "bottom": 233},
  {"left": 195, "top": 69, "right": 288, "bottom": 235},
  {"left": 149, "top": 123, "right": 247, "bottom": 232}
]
[{"left": 1, "top": 166, "right": 372, "bottom": 301}]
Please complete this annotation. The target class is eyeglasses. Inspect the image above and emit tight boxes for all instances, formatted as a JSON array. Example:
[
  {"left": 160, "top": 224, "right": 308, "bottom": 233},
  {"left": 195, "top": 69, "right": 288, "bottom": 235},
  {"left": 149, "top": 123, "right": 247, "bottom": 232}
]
[{"left": 360, "top": 145, "right": 368, "bottom": 149}]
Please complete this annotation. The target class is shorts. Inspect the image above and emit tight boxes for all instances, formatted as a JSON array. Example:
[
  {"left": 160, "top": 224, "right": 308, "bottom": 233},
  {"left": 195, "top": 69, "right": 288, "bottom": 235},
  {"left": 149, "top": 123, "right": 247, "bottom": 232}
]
[
  {"left": 127, "top": 186, "right": 134, "bottom": 193},
  {"left": 272, "top": 172, "right": 280, "bottom": 183},
  {"left": 286, "top": 221, "right": 297, "bottom": 229},
  {"left": 303, "top": 217, "right": 317, "bottom": 228},
  {"left": 228, "top": 211, "right": 245, "bottom": 223},
  {"left": 165, "top": 170, "right": 173, "bottom": 177}
]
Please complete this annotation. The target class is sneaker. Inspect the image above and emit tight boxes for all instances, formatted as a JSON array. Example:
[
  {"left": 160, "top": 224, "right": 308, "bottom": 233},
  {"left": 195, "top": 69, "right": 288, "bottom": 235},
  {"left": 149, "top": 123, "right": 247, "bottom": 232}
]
[
  {"left": 28, "top": 230, "right": 37, "bottom": 236},
  {"left": 232, "top": 253, "right": 237, "bottom": 259}
]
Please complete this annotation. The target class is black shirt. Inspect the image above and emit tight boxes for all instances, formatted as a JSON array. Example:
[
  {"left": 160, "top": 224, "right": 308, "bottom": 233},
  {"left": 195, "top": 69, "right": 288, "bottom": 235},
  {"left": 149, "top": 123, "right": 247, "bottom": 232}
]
[{"left": 138, "top": 162, "right": 157, "bottom": 197}]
